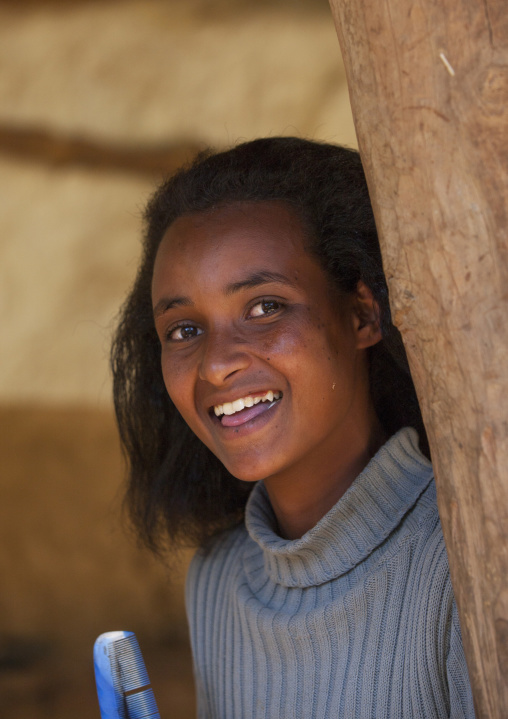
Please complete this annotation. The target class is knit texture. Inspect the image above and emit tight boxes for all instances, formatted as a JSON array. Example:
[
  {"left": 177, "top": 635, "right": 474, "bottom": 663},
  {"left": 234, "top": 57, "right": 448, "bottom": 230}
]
[{"left": 186, "top": 428, "right": 476, "bottom": 718}]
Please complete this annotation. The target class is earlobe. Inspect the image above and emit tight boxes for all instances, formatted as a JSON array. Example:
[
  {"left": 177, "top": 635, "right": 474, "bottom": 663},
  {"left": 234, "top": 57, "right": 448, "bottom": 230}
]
[{"left": 354, "top": 281, "right": 383, "bottom": 349}]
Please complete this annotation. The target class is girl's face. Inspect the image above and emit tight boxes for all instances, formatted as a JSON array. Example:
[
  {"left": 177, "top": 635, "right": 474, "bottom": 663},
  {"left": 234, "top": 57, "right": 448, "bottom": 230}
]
[{"left": 152, "top": 201, "right": 381, "bottom": 484}]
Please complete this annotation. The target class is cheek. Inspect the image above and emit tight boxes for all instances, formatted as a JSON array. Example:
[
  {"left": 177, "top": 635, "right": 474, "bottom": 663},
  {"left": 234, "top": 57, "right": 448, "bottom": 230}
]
[
  {"left": 261, "top": 309, "right": 316, "bottom": 357},
  {"left": 266, "top": 313, "right": 334, "bottom": 372},
  {"left": 161, "top": 353, "right": 194, "bottom": 413}
]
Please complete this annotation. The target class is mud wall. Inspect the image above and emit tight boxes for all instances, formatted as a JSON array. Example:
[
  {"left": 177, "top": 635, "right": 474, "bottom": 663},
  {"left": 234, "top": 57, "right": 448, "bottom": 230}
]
[{"left": 0, "top": 1, "right": 354, "bottom": 716}]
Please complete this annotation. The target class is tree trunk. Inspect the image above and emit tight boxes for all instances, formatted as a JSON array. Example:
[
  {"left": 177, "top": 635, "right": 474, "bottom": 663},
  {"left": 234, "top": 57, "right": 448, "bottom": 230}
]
[{"left": 328, "top": 0, "right": 508, "bottom": 716}]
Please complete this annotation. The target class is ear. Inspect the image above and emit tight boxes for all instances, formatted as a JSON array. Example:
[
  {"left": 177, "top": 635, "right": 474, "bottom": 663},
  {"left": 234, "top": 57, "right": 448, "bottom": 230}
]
[{"left": 352, "top": 281, "right": 383, "bottom": 349}]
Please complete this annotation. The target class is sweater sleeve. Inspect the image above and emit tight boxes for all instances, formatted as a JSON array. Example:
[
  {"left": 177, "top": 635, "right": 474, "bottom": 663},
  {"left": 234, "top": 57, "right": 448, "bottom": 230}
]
[{"left": 446, "top": 600, "right": 476, "bottom": 718}]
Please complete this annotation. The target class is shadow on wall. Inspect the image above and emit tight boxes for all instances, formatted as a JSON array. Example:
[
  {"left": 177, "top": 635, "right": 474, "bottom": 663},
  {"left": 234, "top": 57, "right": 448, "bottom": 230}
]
[{"left": 0, "top": 405, "right": 195, "bottom": 719}]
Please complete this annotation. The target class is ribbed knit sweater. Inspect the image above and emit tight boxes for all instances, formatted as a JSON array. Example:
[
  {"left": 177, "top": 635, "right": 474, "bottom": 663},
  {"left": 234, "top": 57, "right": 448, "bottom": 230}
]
[{"left": 186, "top": 428, "right": 476, "bottom": 718}]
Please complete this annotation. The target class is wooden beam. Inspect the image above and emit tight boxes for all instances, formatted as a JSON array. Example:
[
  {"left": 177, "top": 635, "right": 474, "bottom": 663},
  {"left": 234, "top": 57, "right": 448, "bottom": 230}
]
[
  {"left": 328, "top": 0, "right": 508, "bottom": 716},
  {"left": 0, "top": 124, "right": 201, "bottom": 178}
]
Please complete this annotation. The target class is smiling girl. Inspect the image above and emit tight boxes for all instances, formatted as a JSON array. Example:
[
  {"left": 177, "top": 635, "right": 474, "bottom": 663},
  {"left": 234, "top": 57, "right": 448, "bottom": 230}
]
[{"left": 112, "top": 138, "right": 475, "bottom": 718}]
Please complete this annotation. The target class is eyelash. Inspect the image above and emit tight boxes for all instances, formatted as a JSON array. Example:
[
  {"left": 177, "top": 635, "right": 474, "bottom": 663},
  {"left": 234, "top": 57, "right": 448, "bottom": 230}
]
[{"left": 165, "top": 298, "right": 285, "bottom": 342}]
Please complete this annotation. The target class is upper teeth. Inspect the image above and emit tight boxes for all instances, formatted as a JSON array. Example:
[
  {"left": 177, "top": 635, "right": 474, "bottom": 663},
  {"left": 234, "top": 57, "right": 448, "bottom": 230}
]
[{"left": 214, "top": 390, "right": 281, "bottom": 417}]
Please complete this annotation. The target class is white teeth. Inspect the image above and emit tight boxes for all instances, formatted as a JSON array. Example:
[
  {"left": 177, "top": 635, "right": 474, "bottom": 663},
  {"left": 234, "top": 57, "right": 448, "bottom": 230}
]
[{"left": 213, "top": 390, "right": 281, "bottom": 418}]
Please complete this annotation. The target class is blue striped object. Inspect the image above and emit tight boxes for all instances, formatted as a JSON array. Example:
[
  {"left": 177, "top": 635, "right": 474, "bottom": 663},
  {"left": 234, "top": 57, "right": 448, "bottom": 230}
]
[{"left": 93, "top": 631, "right": 161, "bottom": 719}]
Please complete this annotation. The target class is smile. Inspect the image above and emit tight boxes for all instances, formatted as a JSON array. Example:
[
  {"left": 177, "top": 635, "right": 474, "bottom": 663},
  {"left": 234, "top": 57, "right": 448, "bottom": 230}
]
[
  {"left": 213, "top": 390, "right": 282, "bottom": 417},
  {"left": 211, "top": 390, "right": 282, "bottom": 429}
]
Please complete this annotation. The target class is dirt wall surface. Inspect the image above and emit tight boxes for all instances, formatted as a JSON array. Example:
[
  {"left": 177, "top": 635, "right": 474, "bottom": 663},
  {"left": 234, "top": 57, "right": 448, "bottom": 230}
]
[
  {"left": 0, "top": 406, "right": 195, "bottom": 718},
  {"left": 0, "top": 0, "right": 355, "bottom": 407},
  {"left": 0, "top": 0, "right": 352, "bottom": 147},
  {"left": 1, "top": 0, "right": 354, "bottom": 715}
]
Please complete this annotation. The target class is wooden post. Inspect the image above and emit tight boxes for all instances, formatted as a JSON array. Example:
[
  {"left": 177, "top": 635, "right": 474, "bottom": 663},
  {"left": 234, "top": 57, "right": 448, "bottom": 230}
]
[{"left": 328, "top": 0, "right": 508, "bottom": 716}]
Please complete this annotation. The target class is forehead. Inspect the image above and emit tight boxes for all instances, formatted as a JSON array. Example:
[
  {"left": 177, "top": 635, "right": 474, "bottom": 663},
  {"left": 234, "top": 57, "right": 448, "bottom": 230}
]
[
  {"left": 152, "top": 201, "right": 322, "bottom": 294},
  {"left": 161, "top": 201, "right": 309, "bottom": 263}
]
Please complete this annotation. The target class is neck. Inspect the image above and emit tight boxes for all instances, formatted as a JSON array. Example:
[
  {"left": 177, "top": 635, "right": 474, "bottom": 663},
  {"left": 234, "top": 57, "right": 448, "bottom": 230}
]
[{"left": 264, "top": 414, "right": 387, "bottom": 540}]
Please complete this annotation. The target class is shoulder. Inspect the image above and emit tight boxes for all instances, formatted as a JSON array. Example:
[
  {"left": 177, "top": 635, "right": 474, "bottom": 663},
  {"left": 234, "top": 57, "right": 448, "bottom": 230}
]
[
  {"left": 185, "top": 521, "right": 249, "bottom": 608},
  {"left": 396, "top": 479, "right": 454, "bottom": 614},
  {"left": 393, "top": 482, "right": 476, "bottom": 715}
]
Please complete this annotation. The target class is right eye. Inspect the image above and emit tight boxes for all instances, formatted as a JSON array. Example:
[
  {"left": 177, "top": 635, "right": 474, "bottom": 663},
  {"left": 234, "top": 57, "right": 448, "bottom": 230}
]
[{"left": 167, "top": 324, "right": 203, "bottom": 342}]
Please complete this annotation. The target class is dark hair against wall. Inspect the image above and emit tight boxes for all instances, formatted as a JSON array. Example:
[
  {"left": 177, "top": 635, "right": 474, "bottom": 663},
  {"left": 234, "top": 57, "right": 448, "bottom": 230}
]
[{"left": 112, "top": 137, "right": 428, "bottom": 554}]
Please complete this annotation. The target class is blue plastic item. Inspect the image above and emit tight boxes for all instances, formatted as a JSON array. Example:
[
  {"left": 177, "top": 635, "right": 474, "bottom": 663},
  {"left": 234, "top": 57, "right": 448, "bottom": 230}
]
[{"left": 93, "top": 631, "right": 161, "bottom": 719}]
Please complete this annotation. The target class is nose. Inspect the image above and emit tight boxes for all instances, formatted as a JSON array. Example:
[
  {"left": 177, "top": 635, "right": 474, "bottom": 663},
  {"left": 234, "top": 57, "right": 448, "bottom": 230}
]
[{"left": 198, "top": 327, "right": 251, "bottom": 386}]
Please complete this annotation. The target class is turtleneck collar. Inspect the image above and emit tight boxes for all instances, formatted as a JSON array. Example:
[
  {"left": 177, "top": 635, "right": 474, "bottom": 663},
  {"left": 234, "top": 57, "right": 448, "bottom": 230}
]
[{"left": 244, "top": 428, "right": 433, "bottom": 588}]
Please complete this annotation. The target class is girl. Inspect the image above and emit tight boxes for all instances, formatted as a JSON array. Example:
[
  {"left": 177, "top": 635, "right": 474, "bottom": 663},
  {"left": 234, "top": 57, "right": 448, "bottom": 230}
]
[{"left": 112, "top": 137, "right": 475, "bottom": 718}]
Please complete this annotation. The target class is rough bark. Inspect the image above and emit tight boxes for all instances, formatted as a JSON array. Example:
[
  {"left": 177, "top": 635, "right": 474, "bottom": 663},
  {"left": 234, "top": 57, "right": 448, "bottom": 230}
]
[{"left": 328, "top": 0, "right": 508, "bottom": 716}]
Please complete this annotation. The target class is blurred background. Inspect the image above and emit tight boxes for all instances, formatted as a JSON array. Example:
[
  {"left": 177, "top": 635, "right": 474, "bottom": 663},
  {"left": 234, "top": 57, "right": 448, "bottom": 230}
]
[{"left": 0, "top": 0, "right": 356, "bottom": 716}]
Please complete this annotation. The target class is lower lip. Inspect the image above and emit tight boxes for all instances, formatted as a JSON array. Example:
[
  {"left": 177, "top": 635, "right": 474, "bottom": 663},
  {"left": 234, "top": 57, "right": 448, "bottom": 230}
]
[{"left": 213, "top": 398, "right": 282, "bottom": 438}]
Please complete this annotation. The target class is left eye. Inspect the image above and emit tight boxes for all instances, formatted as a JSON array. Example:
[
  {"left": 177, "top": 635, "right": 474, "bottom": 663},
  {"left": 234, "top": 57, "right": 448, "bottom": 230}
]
[{"left": 248, "top": 299, "right": 282, "bottom": 318}]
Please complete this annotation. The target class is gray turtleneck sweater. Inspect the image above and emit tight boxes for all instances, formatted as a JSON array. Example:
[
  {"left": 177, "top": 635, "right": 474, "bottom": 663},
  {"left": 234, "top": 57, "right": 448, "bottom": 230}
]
[{"left": 185, "top": 428, "right": 475, "bottom": 718}]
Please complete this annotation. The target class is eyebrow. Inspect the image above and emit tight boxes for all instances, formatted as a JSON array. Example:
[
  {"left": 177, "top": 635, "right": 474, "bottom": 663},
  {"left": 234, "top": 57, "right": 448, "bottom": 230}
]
[
  {"left": 153, "top": 270, "right": 297, "bottom": 318},
  {"left": 225, "top": 270, "right": 298, "bottom": 296},
  {"left": 153, "top": 295, "right": 191, "bottom": 318}
]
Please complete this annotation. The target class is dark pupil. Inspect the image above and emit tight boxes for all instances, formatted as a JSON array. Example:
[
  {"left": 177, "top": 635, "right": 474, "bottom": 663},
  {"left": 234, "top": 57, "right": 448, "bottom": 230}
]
[
  {"left": 262, "top": 300, "right": 278, "bottom": 313},
  {"left": 181, "top": 326, "right": 196, "bottom": 338}
]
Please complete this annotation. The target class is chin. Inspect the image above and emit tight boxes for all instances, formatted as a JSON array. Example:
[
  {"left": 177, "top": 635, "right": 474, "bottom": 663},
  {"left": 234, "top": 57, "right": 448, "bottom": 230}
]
[
  {"left": 226, "top": 466, "right": 266, "bottom": 483},
  {"left": 222, "top": 457, "right": 276, "bottom": 484}
]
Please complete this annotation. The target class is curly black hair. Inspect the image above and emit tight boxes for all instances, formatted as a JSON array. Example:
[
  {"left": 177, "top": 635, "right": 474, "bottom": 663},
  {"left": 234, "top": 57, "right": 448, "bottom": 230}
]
[{"left": 111, "top": 137, "right": 428, "bottom": 553}]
